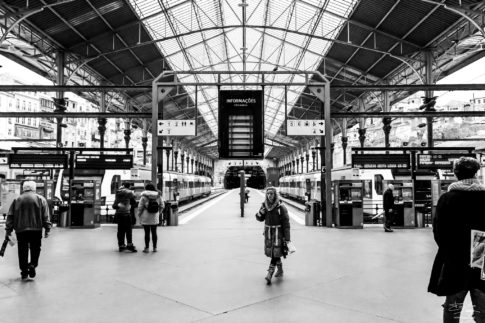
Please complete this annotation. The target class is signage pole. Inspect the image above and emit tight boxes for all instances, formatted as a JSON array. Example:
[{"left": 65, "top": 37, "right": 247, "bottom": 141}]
[
  {"left": 240, "top": 170, "right": 245, "bottom": 217},
  {"left": 324, "top": 83, "right": 333, "bottom": 227},
  {"left": 151, "top": 84, "right": 158, "bottom": 186}
]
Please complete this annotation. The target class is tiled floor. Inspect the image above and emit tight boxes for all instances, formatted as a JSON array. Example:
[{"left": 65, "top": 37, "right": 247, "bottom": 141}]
[{"left": 0, "top": 188, "right": 464, "bottom": 322}]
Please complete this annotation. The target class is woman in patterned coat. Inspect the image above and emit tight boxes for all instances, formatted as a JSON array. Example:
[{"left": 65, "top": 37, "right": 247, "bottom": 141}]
[{"left": 255, "top": 187, "right": 291, "bottom": 285}]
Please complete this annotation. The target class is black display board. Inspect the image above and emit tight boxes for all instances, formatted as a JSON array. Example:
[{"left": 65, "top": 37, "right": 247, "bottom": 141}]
[
  {"left": 8, "top": 154, "right": 68, "bottom": 169},
  {"left": 352, "top": 154, "right": 410, "bottom": 169},
  {"left": 417, "top": 153, "right": 476, "bottom": 169},
  {"left": 75, "top": 154, "right": 133, "bottom": 169},
  {"left": 218, "top": 90, "right": 264, "bottom": 159}
]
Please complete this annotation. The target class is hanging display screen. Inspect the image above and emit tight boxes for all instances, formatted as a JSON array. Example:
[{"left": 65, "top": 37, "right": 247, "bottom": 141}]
[
  {"left": 8, "top": 154, "right": 68, "bottom": 169},
  {"left": 75, "top": 154, "right": 133, "bottom": 169},
  {"left": 417, "top": 153, "right": 475, "bottom": 169},
  {"left": 352, "top": 153, "right": 410, "bottom": 169},
  {"left": 218, "top": 90, "right": 264, "bottom": 159}
]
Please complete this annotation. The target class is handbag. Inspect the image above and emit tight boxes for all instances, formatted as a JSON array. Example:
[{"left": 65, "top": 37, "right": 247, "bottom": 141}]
[{"left": 282, "top": 240, "right": 289, "bottom": 258}]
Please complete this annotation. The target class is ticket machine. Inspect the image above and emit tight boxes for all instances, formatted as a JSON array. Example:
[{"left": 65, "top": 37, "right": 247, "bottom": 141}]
[
  {"left": 333, "top": 180, "right": 364, "bottom": 228},
  {"left": 69, "top": 179, "right": 100, "bottom": 228},
  {"left": 383, "top": 180, "right": 415, "bottom": 227},
  {"left": 431, "top": 180, "right": 454, "bottom": 220}
]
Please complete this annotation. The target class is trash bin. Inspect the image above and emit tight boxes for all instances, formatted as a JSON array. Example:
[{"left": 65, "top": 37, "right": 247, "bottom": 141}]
[
  {"left": 165, "top": 201, "right": 179, "bottom": 226},
  {"left": 305, "top": 200, "right": 320, "bottom": 226},
  {"left": 58, "top": 210, "right": 68, "bottom": 227}
]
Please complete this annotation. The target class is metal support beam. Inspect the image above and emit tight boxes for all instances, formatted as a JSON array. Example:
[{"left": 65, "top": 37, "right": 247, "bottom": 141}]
[
  {"left": 1, "top": 83, "right": 485, "bottom": 92},
  {"left": 1, "top": 111, "right": 485, "bottom": 119},
  {"left": 56, "top": 50, "right": 65, "bottom": 148}
]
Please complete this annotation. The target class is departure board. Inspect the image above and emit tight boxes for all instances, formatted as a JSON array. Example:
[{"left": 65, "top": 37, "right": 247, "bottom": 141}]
[
  {"left": 75, "top": 154, "right": 133, "bottom": 169},
  {"left": 218, "top": 90, "right": 264, "bottom": 159},
  {"left": 8, "top": 154, "right": 68, "bottom": 169},
  {"left": 417, "top": 153, "right": 475, "bottom": 169},
  {"left": 352, "top": 154, "right": 410, "bottom": 169}
]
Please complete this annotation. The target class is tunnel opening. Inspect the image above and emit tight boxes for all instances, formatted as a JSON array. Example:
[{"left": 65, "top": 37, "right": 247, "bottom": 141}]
[{"left": 224, "top": 166, "right": 266, "bottom": 189}]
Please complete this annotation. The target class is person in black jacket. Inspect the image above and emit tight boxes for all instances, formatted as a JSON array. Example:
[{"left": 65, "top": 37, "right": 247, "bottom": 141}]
[
  {"left": 383, "top": 183, "right": 395, "bottom": 232},
  {"left": 428, "top": 157, "right": 485, "bottom": 322},
  {"left": 5, "top": 181, "right": 51, "bottom": 280},
  {"left": 113, "top": 182, "right": 137, "bottom": 252}
]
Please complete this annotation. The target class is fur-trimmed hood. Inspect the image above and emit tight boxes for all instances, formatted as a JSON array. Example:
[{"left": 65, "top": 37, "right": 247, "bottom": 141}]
[
  {"left": 448, "top": 178, "right": 485, "bottom": 192},
  {"left": 140, "top": 190, "right": 160, "bottom": 199}
]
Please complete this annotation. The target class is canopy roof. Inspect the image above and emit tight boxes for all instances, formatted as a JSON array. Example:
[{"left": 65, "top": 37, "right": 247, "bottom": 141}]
[{"left": 1, "top": 0, "right": 484, "bottom": 159}]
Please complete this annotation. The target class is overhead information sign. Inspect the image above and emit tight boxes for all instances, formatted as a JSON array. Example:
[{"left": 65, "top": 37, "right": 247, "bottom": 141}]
[
  {"left": 352, "top": 154, "right": 410, "bottom": 169},
  {"left": 417, "top": 153, "right": 476, "bottom": 169},
  {"left": 8, "top": 154, "right": 68, "bottom": 169},
  {"left": 157, "top": 120, "right": 196, "bottom": 136},
  {"left": 287, "top": 120, "right": 325, "bottom": 136},
  {"left": 76, "top": 154, "right": 133, "bottom": 170},
  {"left": 218, "top": 90, "right": 264, "bottom": 159}
]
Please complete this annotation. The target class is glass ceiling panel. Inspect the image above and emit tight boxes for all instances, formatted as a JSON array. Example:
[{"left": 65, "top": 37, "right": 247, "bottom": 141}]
[{"left": 128, "top": 0, "right": 359, "bottom": 140}]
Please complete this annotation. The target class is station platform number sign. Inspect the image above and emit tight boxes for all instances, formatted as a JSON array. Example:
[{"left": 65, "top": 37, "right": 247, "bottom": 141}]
[
  {"left": 287, "top": 120, "right": 325, "bottom": 136},
  {"left": 158, "top": 120, "right": 195, "bottom": 136}
]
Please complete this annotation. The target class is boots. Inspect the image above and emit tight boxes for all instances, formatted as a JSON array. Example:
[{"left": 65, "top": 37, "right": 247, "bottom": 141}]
[
  {"left": 126, "top": 244, "right": 137, "bottom": 252},
  {"left": 265, "top": 264, "right": 275, "bottom": 285},
  {"left": 274, "top": 262, "right": 283, "bottom": 278}
]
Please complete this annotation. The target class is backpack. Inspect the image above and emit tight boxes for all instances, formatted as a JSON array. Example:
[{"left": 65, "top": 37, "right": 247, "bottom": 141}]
[{"left": 146, "top": 199, "right": 159, "bottom": 213}]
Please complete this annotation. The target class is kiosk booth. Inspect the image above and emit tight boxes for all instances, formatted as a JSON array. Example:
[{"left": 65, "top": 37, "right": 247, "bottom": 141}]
[
  {"left": 333, "top": 180, "right": 364, "bottom": 228},
  {"left": 383, "top": 180, "right": 415, "bottom": 227},
  {"left": 69, "top": 179, "right": 101, "bottom": 228},
  {"left": 431, "top": 180, "right": 454, "bottom": 220}
]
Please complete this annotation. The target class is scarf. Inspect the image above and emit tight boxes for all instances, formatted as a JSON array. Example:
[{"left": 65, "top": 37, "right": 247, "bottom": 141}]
[{"left": 448, "top": 178, "right": 485, "bottom": 192}]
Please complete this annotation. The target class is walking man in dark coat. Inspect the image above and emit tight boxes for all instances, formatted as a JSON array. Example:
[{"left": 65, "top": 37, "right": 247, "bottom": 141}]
[
  {"left": 5, "top": 181, "right": 51, "bottom": 280},
  {"left": 428, "top": 157, "right": 485, "bottom": 322},
  {"left": 383, "top": 183, "right": 395, "bottom": 232}
]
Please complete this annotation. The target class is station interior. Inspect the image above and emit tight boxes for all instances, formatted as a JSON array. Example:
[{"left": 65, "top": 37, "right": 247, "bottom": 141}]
[{"left": 1, "top": 1, "right": 485, "bottom": 322}]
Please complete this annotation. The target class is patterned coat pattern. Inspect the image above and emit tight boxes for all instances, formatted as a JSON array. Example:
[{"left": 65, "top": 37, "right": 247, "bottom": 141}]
[{"left": 255, "top": 200, "right": 291, "bottom": 258}]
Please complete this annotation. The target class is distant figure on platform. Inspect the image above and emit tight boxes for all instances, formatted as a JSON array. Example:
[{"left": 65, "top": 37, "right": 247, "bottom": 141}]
[
  {"left": 383, "top": 183, "right": 395, "bottom": 232},
  {"left": 137, "top": 183, "right": 164, "bottom": 253},
  {"left": 255, "top": 187, "right": 291, "bottom": 285},
  {"left": 245, "top": 188, "right": 250, "bottom": 203},
  {"left": 428, "top": 157, "right": 485, "bottom": 322},
  {"left": 5, "top": 181, "right": 51, "bottom": 280},
  {"left": 113, "top": 182, "right": 137, "bottom": 252}
]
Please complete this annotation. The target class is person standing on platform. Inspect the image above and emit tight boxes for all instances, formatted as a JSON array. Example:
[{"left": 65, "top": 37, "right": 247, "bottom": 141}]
[
  {"left": 383, "top": 183, "right": 395, "bottom": 232},
  {"left": 5, "top": 181, "right": 51, "bottom": 280},
  {"left": 113, "top": 182, "right": 137, "bottom": 252},
  {"left": 136, "top": 183, "right": 164, "bottom": 253},
  {"left": 428, "top": 157, "right": 485, "bottom": 322},
  {"left": 255, "top": 187, "right": 291, "bottom": 285}
]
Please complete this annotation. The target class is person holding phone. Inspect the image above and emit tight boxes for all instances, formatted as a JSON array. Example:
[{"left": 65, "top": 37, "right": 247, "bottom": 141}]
[{"left": 255, "top": 187, "right": 291, "bottom": 285}]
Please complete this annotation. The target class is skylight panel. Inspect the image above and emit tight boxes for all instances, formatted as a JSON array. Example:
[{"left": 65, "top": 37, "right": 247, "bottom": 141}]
[{"left": 129, "top": 0, "right": 359, "bottom": 139}]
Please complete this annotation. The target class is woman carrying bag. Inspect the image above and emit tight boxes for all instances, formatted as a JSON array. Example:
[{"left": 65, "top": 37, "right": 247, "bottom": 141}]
[
  {"left": 255, "top": 187, "right": 291, "bottom": 285},
  {"left": 136, "top": 183, "right": 164, "bottom": 253}
]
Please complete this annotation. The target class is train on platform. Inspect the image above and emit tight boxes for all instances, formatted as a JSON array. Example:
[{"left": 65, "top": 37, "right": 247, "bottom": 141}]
[
  {"left": 278, "top": 167, "right": 394, "bottom": 220},
  {"left": 0, "top": 163, "right": 212, "bottom": 216},
  {"left": 57, "top": 167, "right": 212, "bottom": 212}
]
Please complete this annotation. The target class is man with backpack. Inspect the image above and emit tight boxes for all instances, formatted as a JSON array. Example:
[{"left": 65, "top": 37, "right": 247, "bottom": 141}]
[{"left": 113, "top": 182, "right": 137, "bottom": 252}]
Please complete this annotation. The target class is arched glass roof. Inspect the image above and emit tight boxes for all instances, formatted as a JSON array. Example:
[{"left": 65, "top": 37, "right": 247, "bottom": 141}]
[{"left": 129, "top": 0, "right": 358, "bottom": 137}]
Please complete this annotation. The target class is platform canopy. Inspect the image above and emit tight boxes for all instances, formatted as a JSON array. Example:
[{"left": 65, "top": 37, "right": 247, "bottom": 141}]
[{"left": 1, "top": 0, "right": 484, "bottom": 159}]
